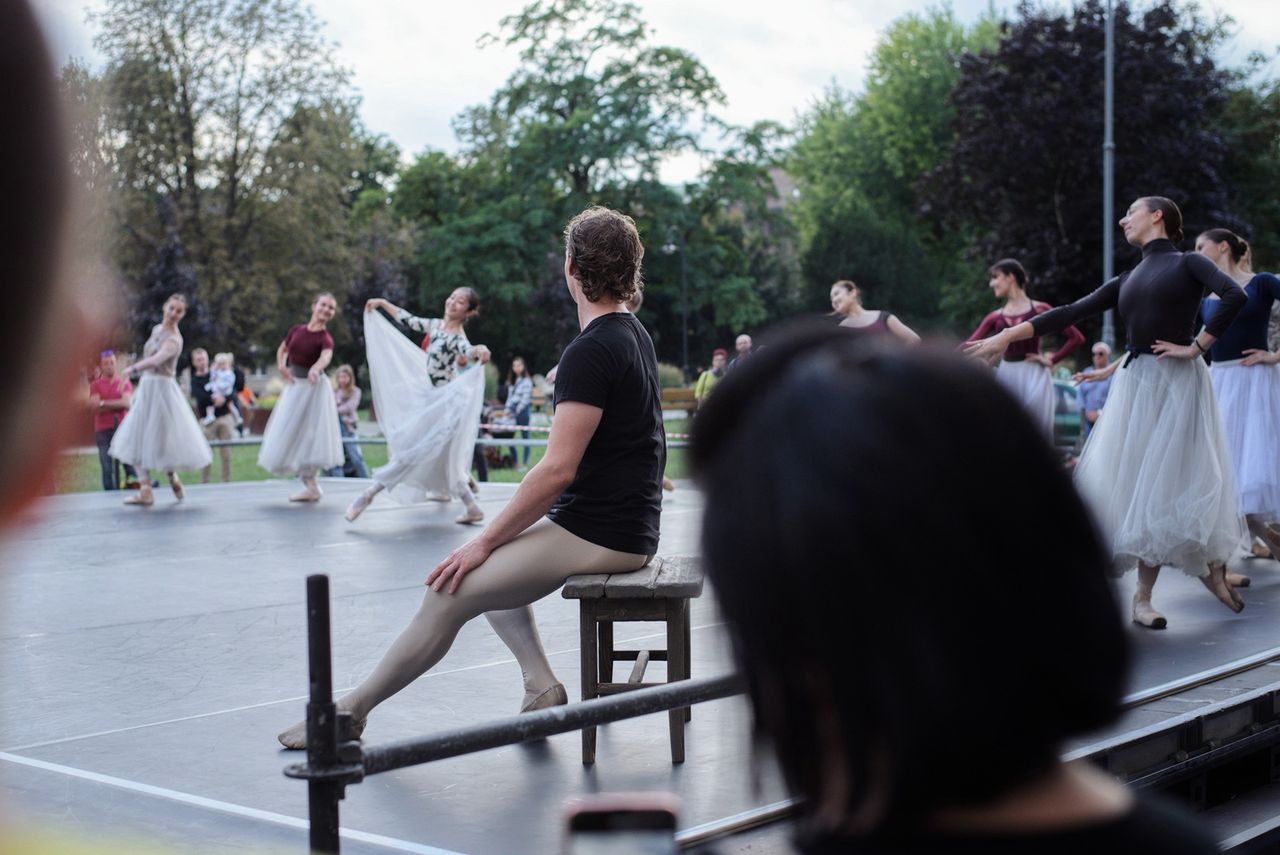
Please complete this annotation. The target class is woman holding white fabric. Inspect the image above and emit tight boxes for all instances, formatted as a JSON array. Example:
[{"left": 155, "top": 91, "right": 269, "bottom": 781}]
[
  {"left": 110, "top": 293, "right": 212, "bottom": 505},
  {"left": 345, "top": 289, "right": 491, "bottom": 524},
  {"left": 257, "top": 293, "right": 345, "bottom": 502}
]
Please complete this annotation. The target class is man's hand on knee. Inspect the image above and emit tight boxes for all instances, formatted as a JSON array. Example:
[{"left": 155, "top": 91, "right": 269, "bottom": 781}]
[{"left": 428, "top": 537, "right": 495, "bottom": 594}]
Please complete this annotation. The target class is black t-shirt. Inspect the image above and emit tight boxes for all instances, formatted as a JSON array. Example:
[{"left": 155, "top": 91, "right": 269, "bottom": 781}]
[
  {"left": 190, "top": 372, "right": 232, "bottom": 418},
  {"left": 547, "top": 313, "right": 665, "bottom": 555},
  {"left": 800, "top": 793, "right": 1220, "bottom": 855}
]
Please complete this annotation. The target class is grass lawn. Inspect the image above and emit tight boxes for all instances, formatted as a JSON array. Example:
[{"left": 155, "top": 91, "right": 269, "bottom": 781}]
[{"left": 55, "top": 434, "right": 690, "bottom": 495}]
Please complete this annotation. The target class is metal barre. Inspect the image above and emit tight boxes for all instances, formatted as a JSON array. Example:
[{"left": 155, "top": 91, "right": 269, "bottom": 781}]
[{"left": 283, "top": 573, "right": 742, "bottom": 854}]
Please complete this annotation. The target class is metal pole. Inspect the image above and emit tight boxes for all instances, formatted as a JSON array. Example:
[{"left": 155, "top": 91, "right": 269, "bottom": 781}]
[
  {"left": 1101, "top": 0, "right": 1116, "bottom": 349},
  {"left": 680, "top": 230, "right": 689, "bottom": 383},
  {"left": 305, "top": 575, "right": 342, "bottom": 854}
]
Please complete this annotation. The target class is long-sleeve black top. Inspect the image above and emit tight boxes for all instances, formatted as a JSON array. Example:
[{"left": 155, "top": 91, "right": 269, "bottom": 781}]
[{"left": 1030, "top": 239, "right": 1247, "bottom": 353}]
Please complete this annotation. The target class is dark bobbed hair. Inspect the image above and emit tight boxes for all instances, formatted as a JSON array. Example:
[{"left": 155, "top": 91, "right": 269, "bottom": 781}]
[
  {"left": 1140, "top": 196, "right": 1184, "bottom": 245},
  {"left": 1199, "top": 228, "right": 1249, "bottom": 263},
  {"left": 988, "top": 258, "right": 1028, "bottom": 288},
  {"left": 691, "top": 324, "right": 1128, "bottom": 834},
  {"left": 564, "top": 206, "right": 644, "bottom": 305}
]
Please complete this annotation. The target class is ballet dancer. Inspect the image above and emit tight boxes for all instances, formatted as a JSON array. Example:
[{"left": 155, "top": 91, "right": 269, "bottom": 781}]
[
  {"left": 256, "top": 293, "right": 344, "bottom": 502},
  {"left": 344, "top": 288, "right": 491, "bottom": 524},
  {"left": 1196, "top": 228, "right": 1280, "bottom": 561},
  {"left": 966, "top": 197, "right": 1248, "bottom": 629},
  {"left": 830, "top": 279, "right": 921, "bottom": 344},
  {"left": 965, "top": 259, "right": 1084, "bottom": 438},
  {"left": 109, "top": 294, "right": 212, "bottom": 505},
  {"left": 279, "top": 206, "right": 665, "bottom": 748}
]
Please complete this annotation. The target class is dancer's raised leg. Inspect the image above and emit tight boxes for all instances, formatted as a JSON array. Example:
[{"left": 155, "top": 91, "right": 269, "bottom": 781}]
[
  {"left": 278, "top": 519, "right": 647, "bottom": 748},
  {"left": 345, "top": 480, "right": 385, "bottom": 522}
]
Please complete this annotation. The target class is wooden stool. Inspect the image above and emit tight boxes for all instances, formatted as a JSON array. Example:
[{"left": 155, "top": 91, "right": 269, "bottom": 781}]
[{"left": 562, "top": 556, "right": 704, "bottom": 764}]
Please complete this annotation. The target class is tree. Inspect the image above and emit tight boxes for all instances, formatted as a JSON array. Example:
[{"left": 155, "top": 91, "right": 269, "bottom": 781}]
[
  {"left": 392, "top": 0, "right": 729, "bottom": 372},
  {"left": 788, "top": 8, "right": 998, "bottom": 328},
  {"left": 71, "top": 0, "right": 374, "bottom": 357},
  {"left": 924, "top": 0, "right": 1239, "bottom": 340}
]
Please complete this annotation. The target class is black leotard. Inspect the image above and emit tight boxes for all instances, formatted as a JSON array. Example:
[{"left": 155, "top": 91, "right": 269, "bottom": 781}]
[{"left": 1030, "top": 239, "right": 1246, "bottom": 353}]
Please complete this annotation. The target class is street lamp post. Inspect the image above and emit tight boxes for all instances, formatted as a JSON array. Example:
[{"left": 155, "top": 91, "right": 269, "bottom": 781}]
[{"left": 1101, "top": 0, "right": 1116, "bottom": 349}]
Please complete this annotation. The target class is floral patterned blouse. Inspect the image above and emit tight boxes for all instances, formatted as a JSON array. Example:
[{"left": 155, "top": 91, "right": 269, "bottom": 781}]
[{"left": 395, "top": 309, "right": 473, "bottom": 388}]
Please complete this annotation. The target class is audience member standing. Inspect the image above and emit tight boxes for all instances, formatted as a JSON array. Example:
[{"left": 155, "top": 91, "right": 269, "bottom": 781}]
[
  {"left": 1076, "top": 341, "right": 1114, "bottom": 440},
  {"left": 189, "top": 347, "right": 235, "bottom": 483},
  {"left": 726, "top": 334, "right": 753, "bottom": 372},
  {"left": 505, "top": 357, "right": 534, "bottom": 472},
  {"left": 87, "top": 350, "right": 137, "bottom": 490},
  {"left": 327, "top": 364, "right": 369, "bottom": 479},
  {"left": 694, "top": 349, "right": 728, "bottom": 406}
]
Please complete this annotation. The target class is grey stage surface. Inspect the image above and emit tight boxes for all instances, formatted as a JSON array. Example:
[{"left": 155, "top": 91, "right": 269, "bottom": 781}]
[{"left": 0, "top": 479, "right": 1277, "bottom": 854}]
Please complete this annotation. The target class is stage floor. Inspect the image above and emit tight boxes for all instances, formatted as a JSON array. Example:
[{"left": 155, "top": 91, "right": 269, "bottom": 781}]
[{"left": 0, "top": 479, "right": 1277, "bottom": 854}]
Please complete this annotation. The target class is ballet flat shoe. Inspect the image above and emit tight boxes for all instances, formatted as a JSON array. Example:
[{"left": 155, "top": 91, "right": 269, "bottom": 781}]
[
  {"left": 1226, "top": 571, "right": 1251, "bottom": 588},
  {"left": 289, "top": 488, "right": 322, "bottom": 503},
  {"left": 277, "top": 715, "right": 366, "bottom": 750},
  {"left": 168, "top": 474, "right": 184, "bottom": 501},
  {"left": 456, "top": 509, "right": 485, "bottom": 525},
  {"left": 1131, "top": 596, "right": 1167, "bottom": 629},
  {"left": 123, "top": 492, "right": 154, "bottom": 507},
  {"left": 520, "top": 682, "right": 568, "bottom": 714}
]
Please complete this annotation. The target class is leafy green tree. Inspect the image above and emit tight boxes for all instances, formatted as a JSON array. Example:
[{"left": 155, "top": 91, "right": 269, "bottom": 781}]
[
  {"left": 924, "top": 1, "right": 1241, "bottom": 341},
  {"left": 789, "top": 8, "right": 998, "bottom": 329},
  {"left": 69, "top": 0, "right": 378, "bottom": 358}
]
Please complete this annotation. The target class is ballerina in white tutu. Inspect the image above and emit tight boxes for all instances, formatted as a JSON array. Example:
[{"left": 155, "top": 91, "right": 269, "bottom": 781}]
[
  {"left": 344, "top": 289, "right": 491, "bottom": 525},
  {"left": 965, "top": 259, "right": 1084, "bottom": 439},
  {"left": 109, "top": 294, "right": 212, "bottom": 506},
  {"left": 967, "top": 197, "right": 1248, "bottom": 629},
  {"left": 1195, "top": 228, "right": 1280, "bottom": 563},
  {"left": 256, "top": 293, "right": 344, "bottom": 502}
]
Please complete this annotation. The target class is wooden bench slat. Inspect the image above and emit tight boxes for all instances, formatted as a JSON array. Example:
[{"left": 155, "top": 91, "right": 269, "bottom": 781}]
[
  {"left": 653, "top": 555, "right": 704, "bottom": 598},
  {"left": 604, "top": 560, "right": 665, "bottom": 598},
  {"left": 562, "top": 573, "right": 609, "bottom": 599}
]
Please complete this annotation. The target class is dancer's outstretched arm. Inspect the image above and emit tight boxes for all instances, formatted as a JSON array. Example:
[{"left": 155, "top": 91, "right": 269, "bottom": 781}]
[{"left": 429, "top": 401, "right": 603, "bottom": 593}]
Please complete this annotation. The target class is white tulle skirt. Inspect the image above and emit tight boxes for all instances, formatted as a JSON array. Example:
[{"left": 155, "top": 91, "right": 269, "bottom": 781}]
[
  {"left": 1074, "top": 355, "right": 1247, "bottom": 577},
  {"left": 364, "top": 311, "right": 485, "bottom": 503},
  {"left": 256, "top": 372, "right": 344, "bottom": 476},
  {"left": 1211, "top": 359, "right": 1280, "bottom": 518},
  {"left": 108, "top": 374, "right": 212, "bottom": 473},
  {"left": 996, "top": 358, "right": 1056, "bottom": 439}
]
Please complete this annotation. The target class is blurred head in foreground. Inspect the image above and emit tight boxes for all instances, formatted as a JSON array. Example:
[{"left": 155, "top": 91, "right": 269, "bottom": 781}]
[
  {"left": 691, "top": 324, "right": 1128, "bottom": 837},
  {"left": 0, "top": 0, "right": 99, "bottom": 525}
]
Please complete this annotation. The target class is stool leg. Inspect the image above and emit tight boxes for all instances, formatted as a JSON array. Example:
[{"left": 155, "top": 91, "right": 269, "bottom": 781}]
[
  {"left": 666, "top": 599, "right": 688, "bottom": 763},
  {"left": 683, "top": 602, "right": 692, "bottom": 722},
  {"left": 599, "top": 619, "right": 614, "bottom": 684},
  {"left": 581, "top": 601, "right": 598, "bottom": 765}
]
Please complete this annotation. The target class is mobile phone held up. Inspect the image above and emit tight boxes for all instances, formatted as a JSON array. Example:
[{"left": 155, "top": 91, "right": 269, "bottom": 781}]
[{"left": 564, "top": 792, "right": 680, "bottom": 855}]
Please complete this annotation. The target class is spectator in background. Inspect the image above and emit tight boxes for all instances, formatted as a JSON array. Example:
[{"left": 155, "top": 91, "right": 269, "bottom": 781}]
[
  {"left": 1076, "top": 341, "right": 1114, "bottom": 439},
  {"left": 87, "top": 350, "right": 138, "bottom": 490},
  {"left": 691, "top": 326, "right": 1219, "bottom": 854},
  {"left": 726, "top": 333, "right": 753, "bottom": 372},
  {"left": 506, "top": 357, "right": 534, "bottom": 472},
  {"left": 694, "top": 348, "right": 728, "bottom": 406},
  {"left": 327, "top": 364, "right": 369, "bottom": 479},
  {"left": 190, "top": 347, "right": 235, "bottom": 483}
]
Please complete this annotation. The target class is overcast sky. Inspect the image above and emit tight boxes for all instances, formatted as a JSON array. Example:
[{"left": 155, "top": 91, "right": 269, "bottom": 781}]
[{"left": 34, "top": 0, "right": 1279, "bottom": 181}]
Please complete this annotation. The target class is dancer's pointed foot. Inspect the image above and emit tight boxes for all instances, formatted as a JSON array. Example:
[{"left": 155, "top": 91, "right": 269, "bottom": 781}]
[
  {"left": 124, "top": 489, "right": 154, "bottom": 507},
  {"left": 1202, "top": 563, "right": 1244, "bottom": 613},
  {"left": 520, "top": 682, "right": 568, "bottom": 713},
  {"left": 345, "top": 489, "right": 376, "bottom": 522},
  {"left": 1250, "top": 539, "right": 1273, "bottom": 559},
  {"left": 1260, "top": 524, "right": 1280, "bottom": 560},
  {"left": 277, "top": 715, "right": 366, "bottom": 750},
  {"left": 456, "top": 509, "right": 485, "bottom": 525},
  {"left": 168, "top": 473, "right": 184, "bottom": 501},
  {"left": 1226, "top": 571, "right": 1251, "bottom": 588},
  {"left": 1132, "top": 595, "right": 1167, "bottom": 629}
]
